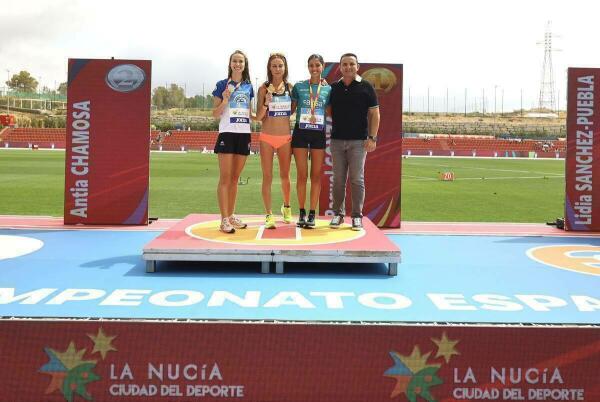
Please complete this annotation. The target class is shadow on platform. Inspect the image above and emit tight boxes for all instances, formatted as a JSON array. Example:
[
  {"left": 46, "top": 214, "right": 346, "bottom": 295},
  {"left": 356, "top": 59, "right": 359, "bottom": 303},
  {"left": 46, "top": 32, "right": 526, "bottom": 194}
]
[{"left": 132, "top": 260, "right": 392, "bottom": 278}]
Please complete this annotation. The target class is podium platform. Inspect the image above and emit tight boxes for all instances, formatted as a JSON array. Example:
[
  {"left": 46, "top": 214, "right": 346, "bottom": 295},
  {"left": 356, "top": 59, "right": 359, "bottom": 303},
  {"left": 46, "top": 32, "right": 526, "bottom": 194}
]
[{"left": 142, "top": 214, "right": 401, "bottom": 275}]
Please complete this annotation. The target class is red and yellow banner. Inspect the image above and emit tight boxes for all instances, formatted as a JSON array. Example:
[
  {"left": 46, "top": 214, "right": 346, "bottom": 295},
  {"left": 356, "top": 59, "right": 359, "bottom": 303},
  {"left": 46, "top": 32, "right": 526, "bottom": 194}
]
[
  {"left": 64, "top": 59, "right": 151, "bottom": 225},
  {"left": 320, "top": 63, "right": 403, "bottom": 228},
  {"left": 565, "top": 68, "right": 599, "bottom": 231},
  {"left": 1, "top": 320, "right": 598, "bottom": 401}
]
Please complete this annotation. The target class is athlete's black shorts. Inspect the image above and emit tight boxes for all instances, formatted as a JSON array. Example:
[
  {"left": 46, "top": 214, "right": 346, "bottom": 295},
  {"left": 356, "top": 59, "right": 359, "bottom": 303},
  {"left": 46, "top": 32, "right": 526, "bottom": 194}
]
[
  {"left": 291, "top": 125, "right": 326, "bottom": 150},
  {"left": 214, "top": 132, "right": 251, "bottom": 155}
]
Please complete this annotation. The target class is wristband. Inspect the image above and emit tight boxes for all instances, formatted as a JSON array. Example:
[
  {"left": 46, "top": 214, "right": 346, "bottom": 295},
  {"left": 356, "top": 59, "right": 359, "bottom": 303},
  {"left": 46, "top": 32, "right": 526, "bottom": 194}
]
[{"left": 368, "top": 135, "right": 377, "bottom": 142}]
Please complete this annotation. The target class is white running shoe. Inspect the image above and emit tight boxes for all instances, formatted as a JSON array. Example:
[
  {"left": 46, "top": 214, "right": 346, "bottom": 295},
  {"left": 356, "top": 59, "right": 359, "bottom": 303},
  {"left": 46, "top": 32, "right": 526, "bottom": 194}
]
[
  {"left": 229, "top": 215, "right": 247, "bottom": 229},
  {"left": 220, "top": 218, "right": 235, "bottom": 234}
]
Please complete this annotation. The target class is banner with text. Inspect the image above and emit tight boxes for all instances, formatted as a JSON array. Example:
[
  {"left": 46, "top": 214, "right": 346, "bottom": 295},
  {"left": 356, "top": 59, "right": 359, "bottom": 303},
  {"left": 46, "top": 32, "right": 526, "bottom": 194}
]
[
  {"left": 320, "top": 63, "right": 403, "bottom": 228},
  {"left": 64, "top": 59, "right": 151, "bottom": 225},
  {"left": 1, "top": 320, "right": 598, "bottom": 401},
  {"left": 565, "top": 67, "right": 599, "bottom": 231}
]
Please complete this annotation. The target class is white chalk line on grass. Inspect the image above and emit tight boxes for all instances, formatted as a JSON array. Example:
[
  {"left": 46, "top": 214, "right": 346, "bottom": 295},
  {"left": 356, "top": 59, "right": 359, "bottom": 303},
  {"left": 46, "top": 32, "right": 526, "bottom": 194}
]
[
  {"left": 404, "top": 161, "right": 564, "bottom": 177},
  {"left": 403, "top": 175, "right": 565, "bottom": 182}
]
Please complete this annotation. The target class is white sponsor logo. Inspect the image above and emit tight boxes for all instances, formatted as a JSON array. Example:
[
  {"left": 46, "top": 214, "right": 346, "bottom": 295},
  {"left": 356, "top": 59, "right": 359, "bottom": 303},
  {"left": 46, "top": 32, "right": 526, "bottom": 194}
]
[{"left": 106, "top": 64, "right": 146, "bottom": 92}]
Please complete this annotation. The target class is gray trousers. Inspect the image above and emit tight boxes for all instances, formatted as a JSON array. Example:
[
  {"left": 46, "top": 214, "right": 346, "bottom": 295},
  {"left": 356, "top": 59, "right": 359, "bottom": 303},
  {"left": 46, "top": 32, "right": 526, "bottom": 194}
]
[{"left": 330, "top": 139, "right": 367, "bottom": 217}]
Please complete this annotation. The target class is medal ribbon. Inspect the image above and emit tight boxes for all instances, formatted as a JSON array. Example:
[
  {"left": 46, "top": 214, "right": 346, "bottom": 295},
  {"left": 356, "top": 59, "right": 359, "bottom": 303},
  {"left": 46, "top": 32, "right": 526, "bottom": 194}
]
[
  {"left": 226, "top": 79, "right": 242, "bottom": 94},
  {"left": 267, "top": 81, "right": 285, "bottom": 95},
  {"left": 309, "top": 81, "right": 322, "bottom": 116}
]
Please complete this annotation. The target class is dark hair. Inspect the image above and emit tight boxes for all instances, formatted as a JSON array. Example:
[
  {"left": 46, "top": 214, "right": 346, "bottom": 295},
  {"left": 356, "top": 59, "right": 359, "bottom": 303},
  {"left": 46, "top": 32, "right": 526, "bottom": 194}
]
[
  {"left": 228, "top": 50, "right": 250, "bottom": 82},
  {"left": 266, "top": 53, "right": 289, "bottom": 86},
  {"left": 307, "top": 54, "right": 324, "bottom": 65},
  {"left": 340, "top": 53, "right": 358, "bottom": 63}
]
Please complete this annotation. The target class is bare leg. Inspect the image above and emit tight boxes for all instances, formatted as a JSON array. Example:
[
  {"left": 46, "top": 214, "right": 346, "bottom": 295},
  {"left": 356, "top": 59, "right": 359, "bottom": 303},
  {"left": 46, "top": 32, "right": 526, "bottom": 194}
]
[
  {"left": 276, "top": 142, "right": 292, "bottom": 206},
  {"left": 228, "top": 154, "right": 248, "bottom": 216},
  {"left": 217, "top": 154, "right": 234, "bottom": 218},
  {"left": 260, "top": 141, "right": 275, "bottom": 214},
  {"left": 293, "top": 147, "right": 309, "bottom": 210},
  {"left": 308, "top": 148, "right": 325, "bottom": 211}
]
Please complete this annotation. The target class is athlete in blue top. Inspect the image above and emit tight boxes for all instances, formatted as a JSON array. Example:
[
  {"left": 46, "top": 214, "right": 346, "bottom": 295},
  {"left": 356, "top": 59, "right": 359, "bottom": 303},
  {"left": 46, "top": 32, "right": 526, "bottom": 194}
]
[
  {"left": 291, "top": 54, "right": 331, "bottom": 228},
  {"left": 212, "top": 50, "right": 255, "bottom": 234}
]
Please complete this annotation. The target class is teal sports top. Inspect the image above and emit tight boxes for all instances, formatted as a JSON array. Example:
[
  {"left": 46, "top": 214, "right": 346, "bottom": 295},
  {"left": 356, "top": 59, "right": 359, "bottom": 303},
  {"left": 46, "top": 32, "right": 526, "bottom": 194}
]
[{"left": 291, "top": 80, "right": 331, "bottom": 130}]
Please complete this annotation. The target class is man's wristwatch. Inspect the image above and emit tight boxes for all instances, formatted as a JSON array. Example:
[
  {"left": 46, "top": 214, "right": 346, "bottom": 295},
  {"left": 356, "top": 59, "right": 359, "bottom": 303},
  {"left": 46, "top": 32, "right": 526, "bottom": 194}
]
[{"left": 368, "top": 135, "right": 378, "bottom": 142}]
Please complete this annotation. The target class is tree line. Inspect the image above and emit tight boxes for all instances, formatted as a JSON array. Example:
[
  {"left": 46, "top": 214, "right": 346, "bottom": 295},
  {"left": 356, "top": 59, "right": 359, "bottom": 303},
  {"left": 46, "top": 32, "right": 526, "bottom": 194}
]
[
  {"left": 4, "top": 71, "right": 67, "bottom": 95},
  {"left": 5, "top": 70, "right": 212, "bottom": 109},
  {"left": 152, "top": 84, "right": 213, "bottom": 109}
]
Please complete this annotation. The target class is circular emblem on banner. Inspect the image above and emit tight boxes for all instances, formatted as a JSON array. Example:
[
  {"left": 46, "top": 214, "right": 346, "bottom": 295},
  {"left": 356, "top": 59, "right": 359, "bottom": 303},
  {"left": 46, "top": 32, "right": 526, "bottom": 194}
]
[
  {"left": 362, "top": 68, "right": 397, "bottom": 93},
  {"left": 185, "top": 218, "right": 365, "bottom": 246},
  {"left": 0, "top": 235, "right": 44, "bottom": 261},
  {"left": 527, "top": 244, "right": 600, "bottom": 276},
  {"left": 105, "top": 64, "right": 146, "bottom": 92}
]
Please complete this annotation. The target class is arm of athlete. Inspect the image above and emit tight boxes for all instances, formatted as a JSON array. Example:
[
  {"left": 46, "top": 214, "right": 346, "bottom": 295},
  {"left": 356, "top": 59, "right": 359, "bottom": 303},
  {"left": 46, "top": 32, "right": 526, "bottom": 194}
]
[
  {"left": 254, "top": 85, "right": 271, "bottom": 121},
  {"left": 212, "top": 87, "right": 231, "bottom": 118},
  {"left": 365, "top": 106, "right": 380, "bottom": 152}
]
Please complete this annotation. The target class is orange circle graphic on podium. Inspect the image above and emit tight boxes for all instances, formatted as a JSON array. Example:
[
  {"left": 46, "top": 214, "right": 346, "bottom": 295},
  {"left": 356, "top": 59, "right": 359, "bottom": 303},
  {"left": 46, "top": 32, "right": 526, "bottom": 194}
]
[
  {"left": 185, "top": 218, "right": 365, "bottom": 246},
  {"left": 527, "top": 245, "right": 600, "bottom": 276}
]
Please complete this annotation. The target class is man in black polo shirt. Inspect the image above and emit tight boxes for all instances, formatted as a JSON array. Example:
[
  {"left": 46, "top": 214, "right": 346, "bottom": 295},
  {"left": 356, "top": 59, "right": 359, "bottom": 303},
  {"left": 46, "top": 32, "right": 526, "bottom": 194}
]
[{"left": 329, "top": 53, "right": 380, "bottom": 230}]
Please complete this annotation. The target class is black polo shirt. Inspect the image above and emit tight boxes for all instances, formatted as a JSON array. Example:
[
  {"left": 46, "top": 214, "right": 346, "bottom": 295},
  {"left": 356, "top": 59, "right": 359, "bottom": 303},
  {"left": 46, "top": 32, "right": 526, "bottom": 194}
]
[{"left": 330, "top": 77, "right": 379, "bottom": 140}]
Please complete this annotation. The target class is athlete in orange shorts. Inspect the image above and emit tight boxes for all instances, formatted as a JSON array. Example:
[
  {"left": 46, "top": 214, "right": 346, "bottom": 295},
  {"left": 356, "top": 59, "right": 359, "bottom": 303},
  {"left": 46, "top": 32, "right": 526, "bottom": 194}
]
[
  {"left": 255, "top": 53, "right": 294, "bottom": 229},
  {"left": 258, "top": 132, "right": 291, "bottom": 149}
]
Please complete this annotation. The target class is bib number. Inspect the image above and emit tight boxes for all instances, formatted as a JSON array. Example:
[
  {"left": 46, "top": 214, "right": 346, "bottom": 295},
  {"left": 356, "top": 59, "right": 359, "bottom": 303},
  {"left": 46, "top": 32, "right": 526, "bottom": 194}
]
[
  {"left": 299, "top": 107, "right": 325, "bottom": 131},
  {"left": 229, "top": 100, "right": 250, "bottom": 124},
  {"left": 268, "top": 96, "right": 291, "bottom": 117}
]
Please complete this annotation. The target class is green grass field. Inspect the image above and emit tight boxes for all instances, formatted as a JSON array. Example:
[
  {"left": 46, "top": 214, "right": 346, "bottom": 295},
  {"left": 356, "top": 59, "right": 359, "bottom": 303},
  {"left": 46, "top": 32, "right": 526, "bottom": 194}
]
[{"left": 0, "top": 150, "right": 565, "bottom": 223}]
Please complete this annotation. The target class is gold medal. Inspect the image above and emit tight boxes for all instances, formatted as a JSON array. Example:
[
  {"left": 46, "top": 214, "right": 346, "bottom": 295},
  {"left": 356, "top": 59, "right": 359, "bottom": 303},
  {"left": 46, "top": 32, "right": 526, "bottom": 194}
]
[
  {"left": 226, "top": 79, "right": 240, "bottom": 94},
  {"left": 276, "top": 82, "right": 285, "bottom": 94},
  {"left": 308, "top": 80, "right": 322, "bottom": 120},
  {"left": 268, "top": 82, "right": 284, "bottom": 94}
]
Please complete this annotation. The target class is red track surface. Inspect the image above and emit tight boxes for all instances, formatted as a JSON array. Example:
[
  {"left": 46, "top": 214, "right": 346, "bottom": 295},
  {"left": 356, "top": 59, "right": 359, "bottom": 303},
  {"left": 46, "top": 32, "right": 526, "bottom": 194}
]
[
  {"left": 2, "top": 215, "right": 600, "bottom": 237},
  {"left": 0, "top": 215, "right": 176, "bottom": 231}
]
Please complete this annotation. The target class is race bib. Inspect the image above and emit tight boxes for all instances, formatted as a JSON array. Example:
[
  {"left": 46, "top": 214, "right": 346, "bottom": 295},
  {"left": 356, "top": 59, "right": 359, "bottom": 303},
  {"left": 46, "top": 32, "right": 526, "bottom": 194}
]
[
  {"left": 299, "top": 107, "right": 325, "bottom": 131},
  {"left": 268, "top": 95, "right": 292, "bottom": 117},
  {"left": 229, "top": 93, "right": 250, "bottom": 124}
]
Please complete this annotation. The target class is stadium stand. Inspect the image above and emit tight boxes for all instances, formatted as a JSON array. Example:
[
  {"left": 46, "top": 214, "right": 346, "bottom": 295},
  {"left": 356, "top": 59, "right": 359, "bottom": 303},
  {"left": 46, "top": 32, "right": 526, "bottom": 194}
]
[
  {"left": 401, "top": 136, "right": 565, "bottom": 158},
  {"left": 0, "top": 128, "right": 67, "bottom": 149},
  {"left": 1, "top": 128, "right": 162, "bottom": 150},
  {"left": 0, "top": 128, "right": 566, "bottom": 158},
  {"left": 157, "top": 130, "right": 259, "bottom": 153}
]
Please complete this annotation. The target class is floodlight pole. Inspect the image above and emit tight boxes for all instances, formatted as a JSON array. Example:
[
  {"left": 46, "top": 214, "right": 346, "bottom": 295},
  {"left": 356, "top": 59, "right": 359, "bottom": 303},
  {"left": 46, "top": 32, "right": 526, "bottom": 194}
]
[
  {"left": 520, "top": 89, "right": 523, "bottom": 117},
  {"left": 427, "top": 87, "right": 430, "bottom": 115},
  {"left": 482, "top": 88, "right": 485, "bottom": 115},
  {"left": 446, "top": 87, "right": 449, "bottom": 115},
  {"left": 493, "top": 85, "right": 498, "bottom": 137},
  {"left": 5, "top": 69, "right": 9, "bottom": 114},
  {"left": 494, "top": 85, "right": 498, "bottom": 115}
]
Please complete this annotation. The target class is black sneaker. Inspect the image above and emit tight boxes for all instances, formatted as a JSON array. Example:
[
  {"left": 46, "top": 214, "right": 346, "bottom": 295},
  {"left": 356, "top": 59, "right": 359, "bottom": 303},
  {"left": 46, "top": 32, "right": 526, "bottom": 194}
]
[
  {"left": 305, "top": 210, "right": 316, "bottom": 228},
  {"left": 297, "top": 209, "right": 307, "bottom": 227},
  {"left": 329, "top": 214, "right": 344, "bottom": 229},
  {"left": 351, "top": 216, "right": 363, "bottom": 231}
]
